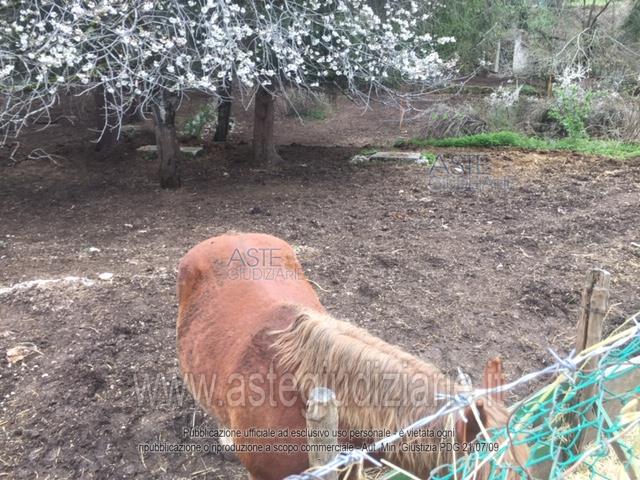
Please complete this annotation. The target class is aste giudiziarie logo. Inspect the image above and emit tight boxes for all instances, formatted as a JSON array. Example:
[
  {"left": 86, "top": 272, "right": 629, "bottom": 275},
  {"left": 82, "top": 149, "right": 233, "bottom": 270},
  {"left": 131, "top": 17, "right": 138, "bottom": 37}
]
[
  {"left": 427, "top": 154, "right": 512, "bottom": 192},
  {"left": 224, "top": 247, "right": 304, "bottom": 281}
]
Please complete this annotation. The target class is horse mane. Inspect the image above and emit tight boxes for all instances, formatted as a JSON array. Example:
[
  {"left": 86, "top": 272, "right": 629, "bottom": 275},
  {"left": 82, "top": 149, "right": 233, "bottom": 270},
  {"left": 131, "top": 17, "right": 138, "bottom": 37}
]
[{"left": 271, "top": 308, "right": 466, "bottom": 474}]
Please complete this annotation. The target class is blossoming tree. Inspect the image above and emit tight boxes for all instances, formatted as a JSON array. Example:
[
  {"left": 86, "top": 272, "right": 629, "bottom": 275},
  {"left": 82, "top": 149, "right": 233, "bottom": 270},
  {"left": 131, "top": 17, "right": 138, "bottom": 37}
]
[{"left": 0, "top": 0, "right": 453, "bottom": 188}]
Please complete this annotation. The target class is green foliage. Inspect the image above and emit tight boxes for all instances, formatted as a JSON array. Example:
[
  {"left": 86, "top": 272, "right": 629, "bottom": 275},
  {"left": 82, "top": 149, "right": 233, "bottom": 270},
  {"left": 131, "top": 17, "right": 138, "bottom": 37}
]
[
  {"left": 525, "top": 5, "right": 557, "bottom": 36},
  {"left": 359, "top": 148, "right": 378, "bottom": 156},
  {"left": 622, "top": 1, "right": 640, "bottom": 42},
  {"left": 182, "top": 104, "right": 216, "bottom": 139},
  {"left": 424, "top": 0, "right": 534, "bottom": 72},
  {"left": 399, "top": 131, "right": 640, "bottom": 159},
  {"left": 549, "top": 86, "right": 593, "bottom": 139},
  {"left": 424, "top": 0, "right": 503, "bottom": 71},
  {"left": 305, "top": 106, "right": 328, "bottom": 120},
  {"left": 519, "top": 84, "right": 539, "bottom": 97},
  {"left": 420, "top": 151, "right": 438, "bottom": 165}
]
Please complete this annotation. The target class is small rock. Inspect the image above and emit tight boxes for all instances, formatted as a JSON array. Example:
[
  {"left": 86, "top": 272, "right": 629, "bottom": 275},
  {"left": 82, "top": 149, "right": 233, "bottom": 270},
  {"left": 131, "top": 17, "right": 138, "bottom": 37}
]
[
  {"left": 98, "top": 272, "right": 114, "bottom": 281},
  {"left": 369, "top": 151, "right": 423, "bottom": 163},
  {"left": 349, "top": 155, "right": 370, "bottom": 165},
  {"left": 181, "top": 146, "right": 203, "bottom": 157},
  {"left": 7, "top": 344, "right": 42, "bottom": 364},
  {"left": 136, "top": 145, "right": 203, "bottom": 157},
  {"left": 136, "top": 145, "right": 157, "bottom": 153},
  {"left": 293, "top": 245, "right": 320, "bottom": 258},
  {"left": 88, "top": 247, "right": 101, "bottom": 253}
]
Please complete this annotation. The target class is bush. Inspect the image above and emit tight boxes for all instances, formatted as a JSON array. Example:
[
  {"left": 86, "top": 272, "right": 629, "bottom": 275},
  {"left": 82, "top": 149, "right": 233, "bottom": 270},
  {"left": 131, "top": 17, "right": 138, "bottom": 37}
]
[
  {"left": 477, "top": 86, "right": 555, "bottom": 136},
  {"left": 413, "top": 103, "right": 486, "bottom": 138},
  {"left": 483, "top": 86, "right": 524, "bottom": 131},
  {"left": 549, "top": 85, "right": 593, "bottom": 139},
  {"left": 182, "top": 104, "right": 217, "bottom": 140},
  {"left": 520, "top": 84, "right": 539, "bottom": 97},
  {"left": 546, "top": 67, "right": 594, "bottom": 139},
  {"left": 588, "top": 95, "right": 640, "bottom": 142}
]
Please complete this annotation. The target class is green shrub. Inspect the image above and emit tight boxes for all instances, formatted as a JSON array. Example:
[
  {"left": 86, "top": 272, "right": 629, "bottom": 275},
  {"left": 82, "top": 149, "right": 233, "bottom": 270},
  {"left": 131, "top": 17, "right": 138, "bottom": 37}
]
[
  {"left": 520, "top": 84, "right": 539, "bottom": 97},
  {"left": 549, "top": 85, "right": 593, "bottom": 139},
  {"left": 622, "top": 0, "right": 640, "bottom": 42},
  {"left": 182, "top": 104, "right": 216, "bottom": 139}
]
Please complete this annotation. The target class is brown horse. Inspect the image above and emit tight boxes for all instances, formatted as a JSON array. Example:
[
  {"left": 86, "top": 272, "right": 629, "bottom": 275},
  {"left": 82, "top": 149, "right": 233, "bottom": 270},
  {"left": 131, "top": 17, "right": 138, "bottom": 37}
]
[{"left": 176, "top": 232, "right": 529, "bottom": 480}]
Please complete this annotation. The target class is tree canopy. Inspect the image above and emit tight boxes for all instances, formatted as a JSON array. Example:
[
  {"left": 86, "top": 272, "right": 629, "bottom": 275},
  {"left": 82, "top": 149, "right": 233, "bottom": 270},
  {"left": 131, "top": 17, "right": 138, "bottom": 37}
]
[{"left": 0, "top": 0, "right": 453, "bottom": 139}]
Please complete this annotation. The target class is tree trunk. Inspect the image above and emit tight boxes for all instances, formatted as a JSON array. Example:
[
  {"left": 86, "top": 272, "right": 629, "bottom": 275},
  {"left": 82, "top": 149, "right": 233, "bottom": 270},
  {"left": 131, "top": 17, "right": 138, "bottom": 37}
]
[
  {"left": 253, "top": 86, "right": 283, "bottom": 166},
  {"left": 152, "top": 99, "right": 181, "bottom": 189},
  {"left": 94, "top": 87, "right": 118, "bottom": 151},
  {"left": 512, "top": 29, "right": 528, "bottom": 75},
  {"left": 214, "top": 95, "right": 232, "bottom": 142}
]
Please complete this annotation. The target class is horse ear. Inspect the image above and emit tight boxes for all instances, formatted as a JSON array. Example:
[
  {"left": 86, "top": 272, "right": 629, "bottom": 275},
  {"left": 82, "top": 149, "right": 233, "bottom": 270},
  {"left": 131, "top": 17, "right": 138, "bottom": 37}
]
[
  {"left": 455, "top": 399, "right": 487, "bottom": 444},
  {"left": 483, "top": 357, "right": 505, "bottom": 403}
]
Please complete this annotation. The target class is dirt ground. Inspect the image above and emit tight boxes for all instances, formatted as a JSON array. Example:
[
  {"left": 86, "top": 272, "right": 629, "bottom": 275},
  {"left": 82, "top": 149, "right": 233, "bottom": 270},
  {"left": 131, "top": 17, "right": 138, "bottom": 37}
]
[{"left": 1, "top": 97, "right": 639, "bottom": 479}]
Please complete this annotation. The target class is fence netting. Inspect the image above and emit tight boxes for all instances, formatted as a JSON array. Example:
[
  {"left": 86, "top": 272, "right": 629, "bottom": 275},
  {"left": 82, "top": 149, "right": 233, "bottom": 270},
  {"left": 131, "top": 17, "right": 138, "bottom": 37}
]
[
  {"left": 428, "top": 322, "right": 640, "bottom": 480},
  {"left": 287, "top": 314, "right": 640, "bottom": 480}
]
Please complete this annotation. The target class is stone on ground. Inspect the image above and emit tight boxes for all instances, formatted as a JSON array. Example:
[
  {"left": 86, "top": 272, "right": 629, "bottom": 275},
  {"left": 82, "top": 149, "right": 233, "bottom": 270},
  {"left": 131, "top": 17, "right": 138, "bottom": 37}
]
[
  {"left": 136, "top": 145, "right": 203, "bottom": 157},
  {"left": 350, "top": 151, "right": 427, "bottom": 165}
]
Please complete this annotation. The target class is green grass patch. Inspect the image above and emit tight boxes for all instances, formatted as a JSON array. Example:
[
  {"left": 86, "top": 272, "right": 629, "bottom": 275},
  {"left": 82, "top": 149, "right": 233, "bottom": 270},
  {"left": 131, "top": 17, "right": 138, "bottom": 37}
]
[
  {"left": 420, "top": 151, "right": 438, "bottom": 166},
  {"left": 304, "top": 106, "right": 328, "bottom": 120},
  {"left": 396, "top": 131, "right": 640, "bottom": 160},
  {"left": 359, "top": 148, "right": 378, "bottom": 156}
]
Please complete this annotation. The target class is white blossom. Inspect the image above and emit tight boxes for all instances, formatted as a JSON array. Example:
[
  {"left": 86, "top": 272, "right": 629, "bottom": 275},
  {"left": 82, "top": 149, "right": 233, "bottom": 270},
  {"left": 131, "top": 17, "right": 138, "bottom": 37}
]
[{"left": 0, "top": 0, "right": 454, "bottom": 141}]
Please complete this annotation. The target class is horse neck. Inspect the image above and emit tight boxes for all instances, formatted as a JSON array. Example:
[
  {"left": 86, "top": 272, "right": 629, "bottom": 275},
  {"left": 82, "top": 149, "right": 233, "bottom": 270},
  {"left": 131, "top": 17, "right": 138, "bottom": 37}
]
[{"left": 272, "top": 310, "right": 462, "bottom": 434}]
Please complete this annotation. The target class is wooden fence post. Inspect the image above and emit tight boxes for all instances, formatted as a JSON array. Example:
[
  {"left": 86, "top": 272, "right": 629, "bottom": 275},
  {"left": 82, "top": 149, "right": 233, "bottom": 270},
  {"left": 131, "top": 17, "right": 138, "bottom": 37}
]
[
  {"left": 574, "top": 268, "right": 610, "bottom": 451},
  {"left": 575, "top": 268, "right": 610, "bottom": 363},
  {"left": 306, "top": 387, "right": 339, "bottom": 480},
  {"left": 573, "top": 268, "right": 639, "bottom": 479}
]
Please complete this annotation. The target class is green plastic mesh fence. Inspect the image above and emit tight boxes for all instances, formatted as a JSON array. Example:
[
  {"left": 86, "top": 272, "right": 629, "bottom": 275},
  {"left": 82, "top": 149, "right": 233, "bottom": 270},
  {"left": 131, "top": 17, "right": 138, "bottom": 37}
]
[{"left": 428, "top": 323, "right": 640, "bottom": 480}]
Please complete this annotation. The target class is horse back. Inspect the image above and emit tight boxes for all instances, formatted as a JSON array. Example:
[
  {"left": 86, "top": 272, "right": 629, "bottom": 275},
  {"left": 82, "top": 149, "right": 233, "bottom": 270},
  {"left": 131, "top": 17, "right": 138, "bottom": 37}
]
[{"left": 176, "top": 232, "right": 323, "bottom": 424}]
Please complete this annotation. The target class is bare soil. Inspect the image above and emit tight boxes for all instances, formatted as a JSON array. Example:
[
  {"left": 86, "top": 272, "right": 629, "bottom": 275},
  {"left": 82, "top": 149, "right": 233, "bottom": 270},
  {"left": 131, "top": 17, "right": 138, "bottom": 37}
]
[{"left": 1, "top": 98, "right": 639, "bottom": 479}]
